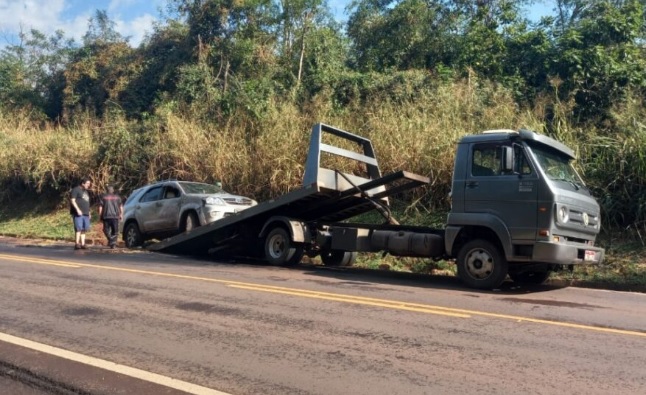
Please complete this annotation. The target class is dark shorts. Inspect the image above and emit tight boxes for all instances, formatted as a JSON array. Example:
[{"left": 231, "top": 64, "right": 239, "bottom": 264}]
[{"left": 73, "top": 215, "right": 91, "bottom": 232}]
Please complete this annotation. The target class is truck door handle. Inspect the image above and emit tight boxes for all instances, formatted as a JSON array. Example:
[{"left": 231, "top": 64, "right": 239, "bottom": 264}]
[{"left": 466, "top": 181, "right": 479, "bottom": 188}]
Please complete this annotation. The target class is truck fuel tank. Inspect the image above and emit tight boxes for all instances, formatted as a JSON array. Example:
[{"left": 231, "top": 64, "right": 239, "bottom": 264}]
[{"left": 371, "top": 230, "right": 444, "bottom": 258}]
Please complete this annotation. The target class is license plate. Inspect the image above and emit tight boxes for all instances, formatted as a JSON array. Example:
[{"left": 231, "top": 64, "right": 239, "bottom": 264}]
[{"left": 584, "top": 250, "right": 597, "bottom": 262}]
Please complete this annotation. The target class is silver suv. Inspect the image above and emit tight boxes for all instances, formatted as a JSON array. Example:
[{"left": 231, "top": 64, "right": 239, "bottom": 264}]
[{"left": 121, "top": 181, "right": 257, "bottom": 248}]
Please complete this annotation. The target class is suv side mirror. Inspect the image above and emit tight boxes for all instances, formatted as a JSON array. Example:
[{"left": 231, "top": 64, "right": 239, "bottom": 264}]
[{"left": 501, "top": 146, "right": 514, "bottom": 173}]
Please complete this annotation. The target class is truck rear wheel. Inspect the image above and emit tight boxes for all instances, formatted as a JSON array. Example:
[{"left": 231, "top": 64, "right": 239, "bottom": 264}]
[
  {"left": 457, "top": 239, "right": 508, "bottom": 289},
  {"left": 320, "top": 250, "right": 357, "bottom": 266},
  {"left": 264, "top": 227, "right": 303, "bottom": 266}
]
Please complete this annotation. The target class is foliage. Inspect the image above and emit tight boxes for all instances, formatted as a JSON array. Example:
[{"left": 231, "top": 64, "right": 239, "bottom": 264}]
[
  {"left": 548, "top": 0, "right": 646, "bottom": 122},
  {"left": 1, "top": 0, "right": 646, "bottom": 234}
]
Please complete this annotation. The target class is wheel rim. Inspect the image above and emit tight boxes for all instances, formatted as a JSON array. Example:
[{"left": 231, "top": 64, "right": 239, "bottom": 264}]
[
  {"left": 267, "top": 233, "right": 286, "bottom": 260},
  {"left": 126, "top": 226, "right": 138, "bottom": 246},
  {"left": 465, "top": 248, "right": 494, "bottom": 279}
]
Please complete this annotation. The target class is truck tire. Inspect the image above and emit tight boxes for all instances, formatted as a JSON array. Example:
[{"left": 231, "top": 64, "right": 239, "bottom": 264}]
[
  {"left": 264, "top": 227, "right": 303, "bottom": 266},
  {"left": 509, "top": 270, "right": 551, "bottom": 285},
  {"left": 124, "top": 222, "right": 143, "bottom": 248},
  {"left": 457, "top": 239, "right": 508, "bottom": 289},
  {"left": 320, "top": 250, "right": 357, "bottom": 266}
]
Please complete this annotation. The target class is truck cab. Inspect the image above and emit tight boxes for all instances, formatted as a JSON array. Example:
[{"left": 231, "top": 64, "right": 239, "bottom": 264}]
[{"left": 446, "top": 129, "right": 605, "bottom": 288}]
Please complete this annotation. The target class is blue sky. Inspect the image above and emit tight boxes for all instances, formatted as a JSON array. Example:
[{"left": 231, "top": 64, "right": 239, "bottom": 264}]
[{"left": 0, "top": 0, "right": 552, "bottom": 48}]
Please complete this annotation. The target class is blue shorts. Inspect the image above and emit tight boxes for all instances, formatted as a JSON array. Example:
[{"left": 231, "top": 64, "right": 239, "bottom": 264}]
[{"left": 73, "top": 215, "right": 91, "bottom": 232}]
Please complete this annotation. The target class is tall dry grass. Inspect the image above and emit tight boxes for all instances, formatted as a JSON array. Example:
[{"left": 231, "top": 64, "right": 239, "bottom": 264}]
[
  {"left": 1, "top": 79, "right": 645, "bottom": 233},
  {"left": 0, "top": 109, "right": 96, "bottom": 202}
]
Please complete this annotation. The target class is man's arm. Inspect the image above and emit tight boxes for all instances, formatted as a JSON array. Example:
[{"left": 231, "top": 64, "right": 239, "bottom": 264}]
[{"left": 70, "top": 197, "right": 82, "bottom": 216}]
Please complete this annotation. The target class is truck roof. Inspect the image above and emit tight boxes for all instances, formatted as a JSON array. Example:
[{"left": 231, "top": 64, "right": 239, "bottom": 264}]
[{"left": 458, "top": 129, "right": 576, "bottom": 159}]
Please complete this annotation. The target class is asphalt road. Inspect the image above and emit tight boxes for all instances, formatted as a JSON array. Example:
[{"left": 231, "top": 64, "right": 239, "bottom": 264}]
[{"left": 0, "top": 239, "right": 644, "bottom": 395}]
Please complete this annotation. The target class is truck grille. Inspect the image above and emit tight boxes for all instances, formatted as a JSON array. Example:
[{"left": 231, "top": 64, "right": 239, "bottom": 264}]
[{"left": 569, "top": 209, "right": 599, "bottom": 228}]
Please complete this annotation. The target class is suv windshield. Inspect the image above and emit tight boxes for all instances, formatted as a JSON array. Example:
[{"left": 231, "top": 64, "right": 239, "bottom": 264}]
[
  {"left": 529, "top": 144, "right": 583, "bottom": 185},
  {"left": 179, "top": 182, "right": 223, "bottom": 194}
]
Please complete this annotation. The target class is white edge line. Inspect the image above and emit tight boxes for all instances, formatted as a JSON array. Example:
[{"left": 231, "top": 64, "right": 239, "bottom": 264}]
[{"left": 0, "top": 332, "right": 230, "bottom": 395}]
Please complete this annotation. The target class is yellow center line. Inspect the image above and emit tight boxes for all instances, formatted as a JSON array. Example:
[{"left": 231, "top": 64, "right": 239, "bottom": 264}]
[
  {"left": 1, "top": 253, "right": 645, "bottom": 337},
  {"left": 228, "top": 284, "right": 470, "bottom": 318},
  {"left": 0, "top": 254, "right": 81, "bottom": 268}
]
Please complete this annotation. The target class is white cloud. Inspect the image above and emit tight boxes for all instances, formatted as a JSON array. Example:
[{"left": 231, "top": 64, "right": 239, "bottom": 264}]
[
  {"left": 108, "top": 0, "right": 137, "bottom": 13},
  {"left": 0, "top": 0, "right": 157, "bottom": 48},
  {"left": 0, "top": 0, "right": 67, "bottom": 35},
  {"left": 115, "top": 13, "right": 155, "bottom": 47}
]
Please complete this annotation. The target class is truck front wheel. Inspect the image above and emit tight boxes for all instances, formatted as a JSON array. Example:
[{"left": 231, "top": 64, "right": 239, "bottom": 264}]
[
  {"left": 264, "top": 227, "right": 304, "bottom": 266},
  {"left": 457, "top": 239, "right": 508, "bottom": 289}
]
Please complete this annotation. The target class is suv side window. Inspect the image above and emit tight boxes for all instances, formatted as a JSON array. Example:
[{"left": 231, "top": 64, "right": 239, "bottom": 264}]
[
  {"left": 140, "top": 186, "right": 162, "bottom": 202},
  {"left": 125, "top": 188, "right": 146, "bottom": 205},
  {"left": 472, "top": 145, "right": 500, "bottom": 176},
  {"left": 164, "top": 186, "right": 180, "bottom": 199}
]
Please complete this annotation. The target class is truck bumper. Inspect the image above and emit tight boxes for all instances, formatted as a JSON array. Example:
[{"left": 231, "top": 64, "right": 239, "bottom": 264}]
[{"left": 533, "top": 241, "right": 604, "bottom": 265}]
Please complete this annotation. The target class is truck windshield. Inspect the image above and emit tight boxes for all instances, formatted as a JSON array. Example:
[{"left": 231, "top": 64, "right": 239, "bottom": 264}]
[{"left": 529, "top": 144, "right": 584, "bottom": 187}]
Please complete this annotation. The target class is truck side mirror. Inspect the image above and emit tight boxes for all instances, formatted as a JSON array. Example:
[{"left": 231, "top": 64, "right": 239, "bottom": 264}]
[{"left": 501, "top": 146, "right": 513, "bottom": 173}]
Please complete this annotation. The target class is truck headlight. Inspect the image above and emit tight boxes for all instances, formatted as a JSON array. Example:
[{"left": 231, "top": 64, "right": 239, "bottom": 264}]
[
  {"left": 204, "top": 197, "right": 225, "bottom": 206},
  {"left": 557, "top": 206, "right": 569, "bottom": 223}
]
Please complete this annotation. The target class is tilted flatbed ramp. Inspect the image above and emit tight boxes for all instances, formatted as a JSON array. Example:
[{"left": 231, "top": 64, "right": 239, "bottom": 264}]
[{"left": 147, "top": 123, "right": 429, "bottom": 255}]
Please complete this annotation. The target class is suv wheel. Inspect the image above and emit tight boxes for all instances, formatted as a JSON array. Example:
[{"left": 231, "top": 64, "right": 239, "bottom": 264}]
[
  {"left": 183, "top": 212, "right": 199, "bottom": 232},
  {"left": 124, "top": 222, "right": 143, "bottom": 248}
]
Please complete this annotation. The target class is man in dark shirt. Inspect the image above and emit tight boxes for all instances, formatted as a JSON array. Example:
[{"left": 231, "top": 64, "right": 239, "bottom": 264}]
[
  {"left": 70, "top": 178, "right": 92, "bottom": 250},
  {"left": 98, "top": 185, "right": 123, "bottom": 248}
]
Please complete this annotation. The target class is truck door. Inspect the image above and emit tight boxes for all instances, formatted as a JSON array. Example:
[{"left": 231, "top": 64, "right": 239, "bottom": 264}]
[{"left": 464, "top": 142, "right": 538, "bottom": 242}]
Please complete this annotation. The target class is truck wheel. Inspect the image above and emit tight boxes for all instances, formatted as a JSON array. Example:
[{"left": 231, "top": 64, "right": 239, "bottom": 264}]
[
  {"left": 183, "top": 212, "right": 199, "bottom": 232},
  {"left": 509, "top": 270, "right": 551, "bottom": 285},
  {"left": 320, "top": 250, "right": 357, "bottom": 266},
  {"left": 264, "top": 227, "right": 302, "bottom": 266},
  {"left": 457, "top": 239, "right": 508, "bottom": 289},
  {"left": 124, "top": 222, "right": 143, "bottom": 248}
]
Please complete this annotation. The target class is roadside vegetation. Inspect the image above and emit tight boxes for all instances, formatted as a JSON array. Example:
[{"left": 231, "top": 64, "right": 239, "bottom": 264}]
[{"left": 1, "top": 1, "right": 645, "bottom": 291}]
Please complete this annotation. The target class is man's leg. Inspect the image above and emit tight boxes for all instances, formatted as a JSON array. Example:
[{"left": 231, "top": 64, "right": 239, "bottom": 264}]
[
  {"left": 80, "top": 215, "right": 90, "bottom": 248},
  {"left": 103, "top": 219, "right": 111, "bottom": 244},
  {"left": 73, "top": 216, "right": 82, "bottom": 249},
  {"left": 109, "top": 219, "right": 119, "bottom": 246}
]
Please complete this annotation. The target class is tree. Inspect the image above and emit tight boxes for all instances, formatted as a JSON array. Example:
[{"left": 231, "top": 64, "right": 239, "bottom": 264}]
[
  {"left": 0, "top": 28, "right": 75, "bottom": 118},
  {"left": 63, "top": 10, "right": 137, "bottom": 119},
  {"left": 549, "top": 0, "right": 646, "bottom": 121},
  {"left": 346, "top": 0, "right": 529, "bottom": 75}
]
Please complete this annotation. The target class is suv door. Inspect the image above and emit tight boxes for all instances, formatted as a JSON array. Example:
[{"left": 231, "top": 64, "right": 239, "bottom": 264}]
[
  {"left": 158, "top": 184, "right": 182, "bottom": 230},
  {"left": 136, "top": 185, "right": 164, "bottom": 232}
]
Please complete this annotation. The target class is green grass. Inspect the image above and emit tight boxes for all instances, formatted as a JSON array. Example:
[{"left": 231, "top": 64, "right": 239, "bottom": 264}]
[{"left": 0, "top": 197, "right": 104, "bottom": 242}]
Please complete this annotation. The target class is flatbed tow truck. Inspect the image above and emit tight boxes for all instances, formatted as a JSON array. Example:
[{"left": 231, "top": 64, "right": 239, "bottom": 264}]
[{"left": 145, "top": 123, "right": 604, "bottom": 289}]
